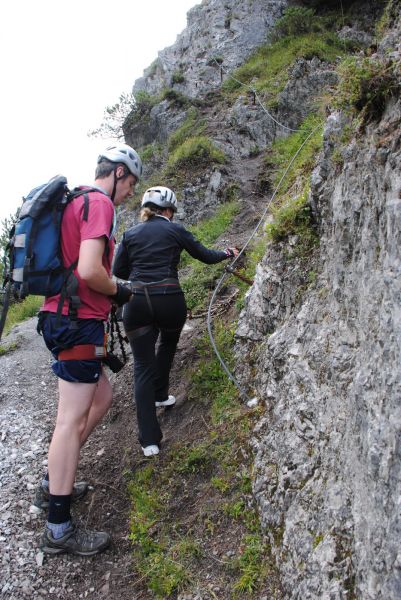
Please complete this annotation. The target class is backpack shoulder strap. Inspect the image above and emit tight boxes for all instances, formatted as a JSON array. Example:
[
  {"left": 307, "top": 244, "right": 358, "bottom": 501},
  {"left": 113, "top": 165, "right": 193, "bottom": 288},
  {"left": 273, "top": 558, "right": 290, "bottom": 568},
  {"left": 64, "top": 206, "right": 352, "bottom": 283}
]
[{"left": 68, "top": 187, "right": 109, "bottom": 222}]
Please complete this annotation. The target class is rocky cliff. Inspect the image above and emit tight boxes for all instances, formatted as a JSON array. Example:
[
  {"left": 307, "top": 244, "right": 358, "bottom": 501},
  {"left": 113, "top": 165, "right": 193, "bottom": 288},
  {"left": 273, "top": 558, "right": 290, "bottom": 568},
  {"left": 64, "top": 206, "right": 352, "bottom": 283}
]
[
  {"left": 236, "top": 12, "right": 401, "bottom": 600},
  {"left": 133, "top": 0, "right": 288, "bottom": 99},
  {"left": 122, "top": 0, "right": 401, "bottom": 597}
]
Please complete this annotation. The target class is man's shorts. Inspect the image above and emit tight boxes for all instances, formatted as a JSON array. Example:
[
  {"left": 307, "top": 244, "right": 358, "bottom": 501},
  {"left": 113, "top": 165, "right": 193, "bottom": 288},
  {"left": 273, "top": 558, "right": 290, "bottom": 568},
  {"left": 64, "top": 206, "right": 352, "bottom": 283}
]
[{"left": 39, "top": 312, "right": 105, "bottom": 383}]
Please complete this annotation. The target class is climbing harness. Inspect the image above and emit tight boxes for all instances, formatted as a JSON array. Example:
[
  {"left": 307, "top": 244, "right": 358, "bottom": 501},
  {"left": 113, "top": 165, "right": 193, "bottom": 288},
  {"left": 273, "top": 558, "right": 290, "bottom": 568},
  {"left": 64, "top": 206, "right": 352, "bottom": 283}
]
[
  {"left": 54, "top": 308, "right": 128, "bottom": 373},
  {"left": 58, "top": 343, "right": 107, "bottom": 361}
]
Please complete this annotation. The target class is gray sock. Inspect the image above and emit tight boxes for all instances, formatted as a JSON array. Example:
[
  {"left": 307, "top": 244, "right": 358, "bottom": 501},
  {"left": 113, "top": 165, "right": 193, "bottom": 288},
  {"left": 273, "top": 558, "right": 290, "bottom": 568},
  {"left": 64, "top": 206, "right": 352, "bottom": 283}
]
[{"left": 47, "top": 520, "right": 71, "bottom": 540}]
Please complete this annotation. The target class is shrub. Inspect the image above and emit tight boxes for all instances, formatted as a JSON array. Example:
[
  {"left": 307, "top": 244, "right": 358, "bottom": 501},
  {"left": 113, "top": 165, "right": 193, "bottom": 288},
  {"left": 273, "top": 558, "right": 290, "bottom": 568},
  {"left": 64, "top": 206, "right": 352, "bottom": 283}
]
[
  {"left": 272, "top": 7, "right": 318, "bottom": 40},
  {"left": 171, "top": 71, "right": 185, "bottom": 85},
  {"left": 162, "top": 88, "right": 190, "bottom": 108}
]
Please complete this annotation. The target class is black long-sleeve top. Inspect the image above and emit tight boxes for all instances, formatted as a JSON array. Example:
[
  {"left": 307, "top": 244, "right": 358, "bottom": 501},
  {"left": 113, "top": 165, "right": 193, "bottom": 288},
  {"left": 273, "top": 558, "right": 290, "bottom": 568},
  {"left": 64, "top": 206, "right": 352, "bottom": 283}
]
[{"left": 112, "top": 215, "right": 228, "bottom": 293}]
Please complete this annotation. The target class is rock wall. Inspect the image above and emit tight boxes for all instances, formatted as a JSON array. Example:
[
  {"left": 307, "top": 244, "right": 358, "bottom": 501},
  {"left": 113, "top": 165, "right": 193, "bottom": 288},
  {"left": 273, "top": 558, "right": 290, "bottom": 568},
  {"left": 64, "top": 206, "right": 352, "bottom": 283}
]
[
  {"left": 123, "top": 0, "right": 401, "bottom": 595},
  {"left": 236, "top": 15, "right": 401, "bottom": 600},
  {"left": 133, "top": 0, "right": 288, "bottom": 99}
]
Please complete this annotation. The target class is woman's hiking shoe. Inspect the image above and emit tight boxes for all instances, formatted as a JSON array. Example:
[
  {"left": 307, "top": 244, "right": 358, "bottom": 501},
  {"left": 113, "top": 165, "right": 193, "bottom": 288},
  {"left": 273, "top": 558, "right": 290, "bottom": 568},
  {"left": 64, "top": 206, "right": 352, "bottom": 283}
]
[
  {"left": 141, "top": 445, "right": 160, "bottom": 457},
  {"left": 41, "top": 523, "right": 110, "bottom": 556},
  {"left": 155, "top": 395, "right": 176, "bottom": 408},
  {"left": 33, "top": 481, "right": 89, "bottom": 510}
]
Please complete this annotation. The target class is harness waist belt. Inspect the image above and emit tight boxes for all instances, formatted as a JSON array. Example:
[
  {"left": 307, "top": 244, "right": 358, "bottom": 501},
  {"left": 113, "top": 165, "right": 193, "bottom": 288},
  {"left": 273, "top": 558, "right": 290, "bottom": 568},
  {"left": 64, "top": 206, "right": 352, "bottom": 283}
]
[
  {"left": 58, "top": 344, "right": 107, "bottom": 361},
  {"left": 130, "top": 278, "right": 179, "bottom": 290}
]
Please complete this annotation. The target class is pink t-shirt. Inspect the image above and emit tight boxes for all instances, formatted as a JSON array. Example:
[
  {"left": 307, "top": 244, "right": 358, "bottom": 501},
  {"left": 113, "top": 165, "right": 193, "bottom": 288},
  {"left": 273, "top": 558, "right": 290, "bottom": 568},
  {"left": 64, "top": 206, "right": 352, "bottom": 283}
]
[{"left": 42, "top": 188, "right": 115, "bottom": 320}]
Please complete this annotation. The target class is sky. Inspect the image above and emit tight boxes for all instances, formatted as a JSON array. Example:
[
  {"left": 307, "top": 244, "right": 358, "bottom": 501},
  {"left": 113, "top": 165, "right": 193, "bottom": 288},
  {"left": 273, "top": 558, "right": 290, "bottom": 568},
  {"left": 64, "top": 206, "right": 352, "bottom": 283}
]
[{"left": 0, "top": 0, "right": 198, "bottom": 224}]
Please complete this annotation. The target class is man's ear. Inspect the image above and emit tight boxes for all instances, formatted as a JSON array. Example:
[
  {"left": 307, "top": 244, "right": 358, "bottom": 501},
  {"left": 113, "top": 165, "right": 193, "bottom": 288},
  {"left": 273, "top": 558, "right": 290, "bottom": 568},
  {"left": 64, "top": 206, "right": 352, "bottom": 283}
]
[{"left": 115, "top": 165, "right": 126, "bottom": 179}]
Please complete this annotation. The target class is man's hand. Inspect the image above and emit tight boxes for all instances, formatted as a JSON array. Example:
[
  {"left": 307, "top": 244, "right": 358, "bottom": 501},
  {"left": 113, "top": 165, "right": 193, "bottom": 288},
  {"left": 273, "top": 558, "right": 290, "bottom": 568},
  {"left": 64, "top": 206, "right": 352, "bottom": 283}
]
[{"left": 110, "top": 283, "right": 132, "bottom": 307}]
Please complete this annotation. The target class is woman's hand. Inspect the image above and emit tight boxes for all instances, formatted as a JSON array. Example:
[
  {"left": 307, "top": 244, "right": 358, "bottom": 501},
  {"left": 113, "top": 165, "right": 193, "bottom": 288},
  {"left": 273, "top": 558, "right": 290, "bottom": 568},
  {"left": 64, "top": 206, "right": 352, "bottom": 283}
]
[{"left": 225, "top": 247, "right": 240, "bottom": 258}]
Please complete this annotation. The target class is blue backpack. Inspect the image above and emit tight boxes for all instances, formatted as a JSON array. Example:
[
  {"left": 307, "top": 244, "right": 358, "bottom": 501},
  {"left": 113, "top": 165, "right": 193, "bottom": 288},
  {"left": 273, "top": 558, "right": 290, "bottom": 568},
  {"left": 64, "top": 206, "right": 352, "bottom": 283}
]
[{"left": 0, "top": 175, "right": 98, "bottom": 337}]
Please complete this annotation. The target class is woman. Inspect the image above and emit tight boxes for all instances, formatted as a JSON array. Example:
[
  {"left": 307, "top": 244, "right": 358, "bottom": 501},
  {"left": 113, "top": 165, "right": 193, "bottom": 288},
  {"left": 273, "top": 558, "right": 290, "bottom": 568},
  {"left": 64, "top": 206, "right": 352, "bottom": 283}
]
[{"left": 113, "top": 186, "right": 238, "bottom": 456}]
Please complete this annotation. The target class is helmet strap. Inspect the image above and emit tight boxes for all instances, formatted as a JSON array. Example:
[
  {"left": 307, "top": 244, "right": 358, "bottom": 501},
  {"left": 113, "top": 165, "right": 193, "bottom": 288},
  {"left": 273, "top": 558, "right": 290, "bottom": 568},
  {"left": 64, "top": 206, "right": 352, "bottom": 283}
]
[{"left": 110, "top": 169, "right": 118, "bottom": 203}]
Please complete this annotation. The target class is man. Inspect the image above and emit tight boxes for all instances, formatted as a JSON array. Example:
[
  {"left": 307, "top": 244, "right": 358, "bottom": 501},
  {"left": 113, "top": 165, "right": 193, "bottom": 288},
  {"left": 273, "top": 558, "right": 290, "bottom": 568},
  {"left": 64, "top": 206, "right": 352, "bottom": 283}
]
[{"left": 36, "top": 143, "right": 141, "bottom": 556}]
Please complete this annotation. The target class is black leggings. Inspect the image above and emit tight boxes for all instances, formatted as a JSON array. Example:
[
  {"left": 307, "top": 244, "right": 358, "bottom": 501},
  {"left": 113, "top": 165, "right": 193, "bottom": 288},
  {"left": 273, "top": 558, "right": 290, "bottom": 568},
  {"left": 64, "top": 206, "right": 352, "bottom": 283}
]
[{"left": 123, "top": 292, "right": 187, "bottom": 446}]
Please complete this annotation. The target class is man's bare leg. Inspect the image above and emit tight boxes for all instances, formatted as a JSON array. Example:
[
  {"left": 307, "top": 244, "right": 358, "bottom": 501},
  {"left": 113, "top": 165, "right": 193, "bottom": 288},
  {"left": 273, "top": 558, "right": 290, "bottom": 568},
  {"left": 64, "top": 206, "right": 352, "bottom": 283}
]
[
  {"left": 79, "top": 373, "right": 113, "bottom": 446},
  {"left": 48, "top": 379, "right": 97, "bottom": 496}
]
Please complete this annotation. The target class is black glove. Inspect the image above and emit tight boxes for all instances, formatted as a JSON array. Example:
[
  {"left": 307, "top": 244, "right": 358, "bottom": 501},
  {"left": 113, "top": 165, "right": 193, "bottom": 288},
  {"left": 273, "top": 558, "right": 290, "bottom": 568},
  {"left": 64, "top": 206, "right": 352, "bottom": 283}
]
[{"left": 110, "top": 283, "right": 132, "bottom": 307}]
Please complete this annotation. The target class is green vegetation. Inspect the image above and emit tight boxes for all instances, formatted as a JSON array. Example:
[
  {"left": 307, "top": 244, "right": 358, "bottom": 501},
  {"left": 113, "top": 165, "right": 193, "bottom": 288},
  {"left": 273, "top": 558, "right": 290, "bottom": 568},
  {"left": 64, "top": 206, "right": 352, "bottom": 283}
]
[
  {"left": 376, "top": 0, "right": 401, "bottom": 37},
  {"left": 265, "top": 114, "right": 324, "bottom": 194},
  {"left": 181, "top": 261, "right": 225, "bottom": 313},
  {"left": 233, "top": 534, "right": 270, "bottom": 594},
  {"left": 0, "top": 210, "right": 18, "bottom": 282},
  {"left": 313, "top": 533, "right": 324, "bottom": 549},
  {"left": 171, "top": 70, "right": 185, "bottom": 85},
  {"left": 222, "top": 32, "right": 346, "bottom": 107},
  {"left": 168, "top": 108, "right": 206, "bottom": 153},
  {"left": 234, "top": 235, "right": 270, "bottom": 312},
  {"left": 189, "top": 324, "right": 240, "bottom": 424},
  {"left": 334, "top": 56, "right": 400, "bottom": 125},
  {"left": 179, "top": 201, "right": 239, "bottom": 311},
  {"left": 140, "top": 142, "right": 163, "bottom": 164},
  {"left": 182, "top": 201, "right": 240, "bottom": 263},
  {"left": 122, "top": 91, "right": 159, "bottom": 131},
  {"left": 266, "top": 186, "right": 319, "bottom": 256},
  {"left": 128, "top": 324, "right": 272, "bottom": 598},
  {"left": 261, "top": 115, "right": 323, "bottom": 255},
  {"left": 271, "top": 7, "right": 320, "bottom": 40},
  {"left": 166, "top": 135, "right": 225, "bottom": 174},
  {"left": 0, "top": 339, "right": 21, "bottom": 355},
  {"left": 1, "top": 296, "right": 42, "bottom": 337}
]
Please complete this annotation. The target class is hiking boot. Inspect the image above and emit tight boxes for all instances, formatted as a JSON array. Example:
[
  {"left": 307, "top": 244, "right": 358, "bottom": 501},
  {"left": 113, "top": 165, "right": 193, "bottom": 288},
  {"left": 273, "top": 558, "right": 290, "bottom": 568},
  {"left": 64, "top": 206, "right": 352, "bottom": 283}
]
[
  {"left": 33, "top": 481, "right": 89, "bottom": 510},
  {"left": 41, "top": 522, "right": 110, "bottom": 556},
  {"left": 141, "top": 445, "right": 160, "bottom": 457},
  {"left": 155, "top": 395, "right": 176, "bottom": 408}
]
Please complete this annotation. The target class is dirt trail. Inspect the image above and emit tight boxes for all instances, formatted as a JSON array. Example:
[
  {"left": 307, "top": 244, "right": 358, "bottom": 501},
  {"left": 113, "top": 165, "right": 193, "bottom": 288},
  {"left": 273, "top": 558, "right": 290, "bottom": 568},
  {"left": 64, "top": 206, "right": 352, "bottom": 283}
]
[{"left": 0, "top": 153, "right": 277, "bottom": 599}]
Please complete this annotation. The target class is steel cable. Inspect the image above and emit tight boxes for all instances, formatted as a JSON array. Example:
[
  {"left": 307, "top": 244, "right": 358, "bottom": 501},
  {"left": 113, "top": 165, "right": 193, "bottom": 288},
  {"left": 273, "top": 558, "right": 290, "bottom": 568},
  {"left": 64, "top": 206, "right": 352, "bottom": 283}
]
[{"left": 206, "top": 65, "right": 323, "bottom": 401}]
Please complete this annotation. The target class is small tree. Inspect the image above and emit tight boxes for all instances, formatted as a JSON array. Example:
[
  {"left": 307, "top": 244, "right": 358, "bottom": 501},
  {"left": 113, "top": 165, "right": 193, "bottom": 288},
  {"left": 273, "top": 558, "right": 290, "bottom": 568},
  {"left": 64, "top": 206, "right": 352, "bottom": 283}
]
[
  {"left": 272, "top": 7, "right": 317, "bottom": 40},
  {"left": 88, "top": 92, "right": 137, "bottom": 139},
  {"left": 0, "top": 210, "right": 19, "bottom": 283}
]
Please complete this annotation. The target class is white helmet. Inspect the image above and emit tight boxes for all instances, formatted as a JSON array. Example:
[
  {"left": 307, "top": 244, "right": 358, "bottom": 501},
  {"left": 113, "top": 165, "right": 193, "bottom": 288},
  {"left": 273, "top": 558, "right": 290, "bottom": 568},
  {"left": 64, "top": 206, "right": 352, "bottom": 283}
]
[
  {"left": 141, "top": 186, "right": 178, "bottom": 212},
  {"left": 98, "top": 143, "right": 142, "bottom": 179}
]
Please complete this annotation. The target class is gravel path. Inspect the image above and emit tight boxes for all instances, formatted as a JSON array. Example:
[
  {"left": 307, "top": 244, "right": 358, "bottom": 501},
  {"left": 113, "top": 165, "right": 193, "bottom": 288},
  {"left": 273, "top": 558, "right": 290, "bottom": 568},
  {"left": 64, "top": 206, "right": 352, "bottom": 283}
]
[
  {"left": 0, "top": 317, "right": 142, "bottom": 600},
  {"left": 0, "top": 317, "right": 58, "bottom": 598}
]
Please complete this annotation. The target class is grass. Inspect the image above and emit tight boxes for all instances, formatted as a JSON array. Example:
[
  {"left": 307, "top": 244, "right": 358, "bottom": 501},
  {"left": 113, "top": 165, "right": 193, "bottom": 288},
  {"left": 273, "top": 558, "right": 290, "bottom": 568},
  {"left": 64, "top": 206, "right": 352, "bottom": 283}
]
[
  {"left": 0, "top": 338, "right": 21, "bottom": 355},
  {"left": 233, "top": 534, "right": 270, "bottom": 595},
  {"left": 334, "top": 56, "right": 401, "bottom": 125},
  {"left": 179, "top": 201, "right": 240, "bottom": 312},
  {"left": 127, "top": 323, "right": 274, "bottom": 598},
  {"left": 166, "top": 136, "right": 225, "bottom": 174},
  {"left": 266, "top": 185, "right": 319, "bottom": 253},
  {"left": 167, "top": 108, "right": 206, "bottom": 153},
  {"left": 1, "top": 296, "right": 42, "bottom": 337},
  {"left": 264, "top": 113, "right": 324, "bottom": 194},
  {"left": 222, "top": 32, "right": 347, "bottom": 107},
  {"left": 261, "top": 114, "right": 323, "bottom": 257}
]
